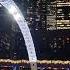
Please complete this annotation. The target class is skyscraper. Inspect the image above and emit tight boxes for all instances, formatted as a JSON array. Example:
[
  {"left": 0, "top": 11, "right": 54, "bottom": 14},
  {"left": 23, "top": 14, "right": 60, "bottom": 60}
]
[
  {"left": 27, "top": 0, "right": 47, "bottom": 59},
  {"left": 27, "top": 0, "right": 47, "bottom": 30},
  {"left": 27, "top": 0, "right": 70, "bottom": 61},
  {"left": 46, "top": 0, "right": 70, "bottom": 60}
]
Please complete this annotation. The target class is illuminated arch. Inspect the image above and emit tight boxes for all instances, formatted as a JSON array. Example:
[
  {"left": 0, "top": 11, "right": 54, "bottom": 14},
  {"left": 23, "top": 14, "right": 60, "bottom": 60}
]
[{"left": 0, "top": 0, "right": 37, "bottom": 70}]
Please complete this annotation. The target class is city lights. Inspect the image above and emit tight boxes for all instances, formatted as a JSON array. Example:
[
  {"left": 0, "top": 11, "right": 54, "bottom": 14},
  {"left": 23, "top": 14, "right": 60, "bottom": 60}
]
[
  {"left": 0, "top": 0, "right": 70, "bottom": 69},
  {"left": 0, "top": 59, "right": 69, "bottom": 65}
]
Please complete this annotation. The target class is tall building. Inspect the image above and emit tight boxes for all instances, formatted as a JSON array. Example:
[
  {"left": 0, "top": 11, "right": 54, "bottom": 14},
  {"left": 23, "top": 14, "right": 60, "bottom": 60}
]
[
  {"left": 27, "top": 0, "right": 70, "bottom": 61},
  {"left": 46, "top": 0, "right": 70, "bottom": 60},
  {"left": 27, "top": 0, "right": 47, "bottom": 59},
  {"left": 27, "top": 0, "right": 47, "bottom": 30},
  {"left": 47, "top": 0, "right": 70, "bottom": 30}
]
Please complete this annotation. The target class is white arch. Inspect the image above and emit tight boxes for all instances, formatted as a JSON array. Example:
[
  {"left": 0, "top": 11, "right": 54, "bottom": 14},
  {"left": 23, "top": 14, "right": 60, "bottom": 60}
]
[{"left": 0, "top": 0, "right": 37, "bottom": 70}]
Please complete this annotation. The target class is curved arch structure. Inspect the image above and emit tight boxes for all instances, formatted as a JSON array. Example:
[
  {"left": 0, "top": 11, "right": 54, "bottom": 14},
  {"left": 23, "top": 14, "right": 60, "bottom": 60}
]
[{"left": 0, "top": 0, "right": 37, "bottom": 70}]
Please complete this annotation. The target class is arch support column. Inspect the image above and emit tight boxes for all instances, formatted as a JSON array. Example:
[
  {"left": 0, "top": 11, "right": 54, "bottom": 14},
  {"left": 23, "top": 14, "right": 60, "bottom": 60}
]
[{"left": 0, "top": 0, "right": 37, "bottom": 70}]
